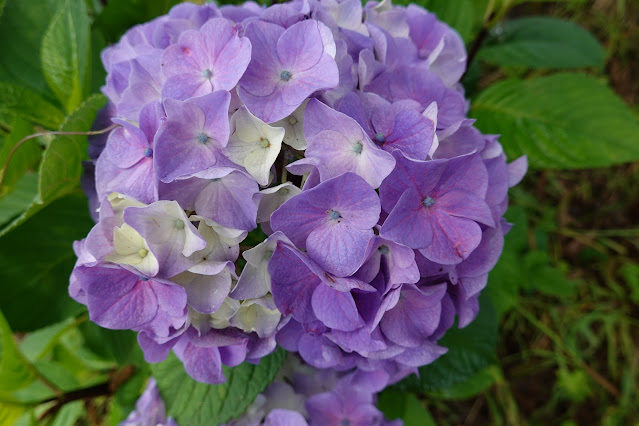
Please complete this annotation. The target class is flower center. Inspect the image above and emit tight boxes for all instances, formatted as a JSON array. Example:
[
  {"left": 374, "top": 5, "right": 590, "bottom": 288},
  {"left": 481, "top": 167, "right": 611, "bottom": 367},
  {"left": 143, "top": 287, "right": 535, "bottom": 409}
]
[
  {"left": 280, "top": 70, "right": 292, "bottom": 81},
  {"left": 175, "top": 219, "right": 185, "bottom": 229},
  {"left": 138, "top": 248, "right": 148, "bottom": 258},
  {"left": 202, "top": 69, "right": 213, "bottom": 79},
  {"left": 198, "top": 133, "right": 209, "bottom": 144},
  {"left": 422, "top": 196, "right": 435, "bottom": 207},
  {"left": 375, "top": 132, "right": 385, "bottom": 144},
  {"left": 259, "top": 137, "right": 270, "bottom": 148},
  {"left": 328, "top": 210, "right": 341, "bottom": 220},
  {"left": 378, "top": 245, "right": 389, "bottom": 255},
  {"left": 288, "top": 116, "right": 298, "bottom": 125},
  {"left": 353, "top": 141, "right": 363, "bottom": 154},
  {"left": 264, "top": 250, "right": 273, "bottom": 260},
  {"left": 143, "top": 147, "right": 153, "bottom": 157},
  {"left": 139, "top": 276, "right": 149, "bottom": 282}
]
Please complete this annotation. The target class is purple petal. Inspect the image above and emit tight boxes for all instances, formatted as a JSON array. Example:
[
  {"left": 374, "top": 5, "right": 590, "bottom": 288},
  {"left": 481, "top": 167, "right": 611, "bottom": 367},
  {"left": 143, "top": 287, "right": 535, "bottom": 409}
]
[{"left": 311, "top": 283, "right": 364, "bottom": 331}]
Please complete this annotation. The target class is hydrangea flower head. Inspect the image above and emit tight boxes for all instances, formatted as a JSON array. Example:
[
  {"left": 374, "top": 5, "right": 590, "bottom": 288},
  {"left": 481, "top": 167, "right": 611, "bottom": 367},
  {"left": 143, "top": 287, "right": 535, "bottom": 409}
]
[{"left": 75, "top": 0, "right": 526, "bottom": 387}]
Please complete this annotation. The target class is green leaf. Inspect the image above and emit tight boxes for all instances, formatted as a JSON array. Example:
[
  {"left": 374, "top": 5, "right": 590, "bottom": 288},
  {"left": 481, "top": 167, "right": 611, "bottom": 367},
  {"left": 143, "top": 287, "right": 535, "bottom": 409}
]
[
  {"left": 0, "top": 193, "right": 94, "bottom": 331},
  {"left": 478, "top": 17, "right": 605, "bottom": 70},
  {"left": 0, "top": 310, "right": 36, "bottom": 395},
  {"left": 0, "top": 117, "right": 41, "bottom": 194},
  {"left": 41, "top": 0, "right": 90, "bottom": 113},
  {"left": 152, "top": 348, "right": 286, "bottom": 425},
  {"left": 79, "top": 322, "right": 145, "bottom": 366},
  {"left": 427, "top": 365, "right": 501, "bottom": 399},
  {"left": 0, "top": 401, "right": 26, "bottom": 426},
  {"left": 39, "top": 94, "right": 106, "bottom": 204},
  {"left": 0, "top": 0, "right": 60, "bottom": 101},
  {"left": 393, "top": 291, "right": 498, "bottom": 392},
  {"left": 94, "top": 0, "right": 182, "bottom": 43},
  {"left": 19, "top": 318, "right": 77, "bottom": 362},
  {"left": 471, "top": 73, "right": 639, "bottom": 169},
  {"left": 378, "top": 391, "right": 436, "bottom": 426},
  {"left": 0, "top": 174, "right": 38, "bottom": 229},
  {"left": 50, "top": 401, "right": 83, "bottom": 426},
  {"left": 0, "top": 82, "right": 65, "bottom": 129}
]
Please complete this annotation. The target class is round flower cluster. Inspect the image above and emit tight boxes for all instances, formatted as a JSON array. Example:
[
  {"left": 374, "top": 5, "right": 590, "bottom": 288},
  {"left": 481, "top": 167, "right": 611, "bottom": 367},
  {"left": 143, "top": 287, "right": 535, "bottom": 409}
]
[
  {"left": 72, "top": 0, "right": 527, "bottom": 385},
  {"left": 123, "top": 356, "right": 399, "bottom": 426}
]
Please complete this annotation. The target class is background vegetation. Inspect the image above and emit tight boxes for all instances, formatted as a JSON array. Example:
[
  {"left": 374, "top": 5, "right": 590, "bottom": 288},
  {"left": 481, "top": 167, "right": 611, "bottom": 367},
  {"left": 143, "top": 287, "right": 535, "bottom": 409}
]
[{"left": 0, "top": 0, "right": 637, "bottom": 424}]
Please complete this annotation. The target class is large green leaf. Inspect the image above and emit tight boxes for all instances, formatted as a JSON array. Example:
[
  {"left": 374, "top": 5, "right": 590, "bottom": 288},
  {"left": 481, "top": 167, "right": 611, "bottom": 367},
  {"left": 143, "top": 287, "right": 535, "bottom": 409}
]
[
  {"left": 0, "top": 310, "right": 36, "bottom": 396},
  {"left": 0, "top": 0, "right": 60, "bottom": 102},
  {"left": 152, "top": 348, "right": 286, "bottom": 425},
  {"left": 471, "top": 73, "right": 639, "bottom": 169},
  {"left": 478, "top": 17, "right": 605, "bottom": 69},
  {"left": 0, "top": 193, "right": 94, "bottom": 331},
  {"left": 0, "top": 82, "right": 65, "bottom": 129},
  {"left": 41, "top": 0, "right": 91, "bottom": 113},
  {"left": 39, "top": 94, "right": 106, "bottom": 204},
  {"left": 393, "top": 291, "right": 498, "bottom": 392}
]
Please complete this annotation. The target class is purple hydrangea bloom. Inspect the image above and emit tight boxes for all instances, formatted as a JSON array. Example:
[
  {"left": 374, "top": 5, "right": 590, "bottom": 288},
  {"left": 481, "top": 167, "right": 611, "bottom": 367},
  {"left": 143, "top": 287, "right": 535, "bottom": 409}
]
[{"left": 75, "top": 0, "right": 526, "bottom": 388}]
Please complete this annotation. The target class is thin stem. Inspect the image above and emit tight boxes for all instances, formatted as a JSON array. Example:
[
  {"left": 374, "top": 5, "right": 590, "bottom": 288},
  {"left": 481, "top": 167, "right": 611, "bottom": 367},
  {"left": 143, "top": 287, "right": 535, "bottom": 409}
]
[
  {"left": 38, "top": 365, "right": 137, "bottom": 422},
  {"left": 0, "top": 124, "right": 119, "bottom": 192}
]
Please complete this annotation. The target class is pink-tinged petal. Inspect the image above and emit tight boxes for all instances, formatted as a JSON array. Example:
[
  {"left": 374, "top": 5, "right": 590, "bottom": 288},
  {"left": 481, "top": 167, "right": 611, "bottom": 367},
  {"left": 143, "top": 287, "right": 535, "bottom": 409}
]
[
  {"left": 436, "top": 189, "right": 494, "bottom": 226},
  {"left": 200, "top": 20, "right": 252, "bottom": 91},
  {"left": 420, "top": 210, "right": 483, "bottom": 265},
  {"left": 380, "top": 187, "right": 434, "bottom": 249},
  {"left": 194, "top": 171, "right": 259, "bottom": 231},
  {"left": 306, "top": 222, "right": 373, "bottom": 277},
  {"left": 380, "top": 283, "right": 445, "bottom": 347},
  {"left": 268, "top": 242, "right": 319, "bottom": 323}
]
